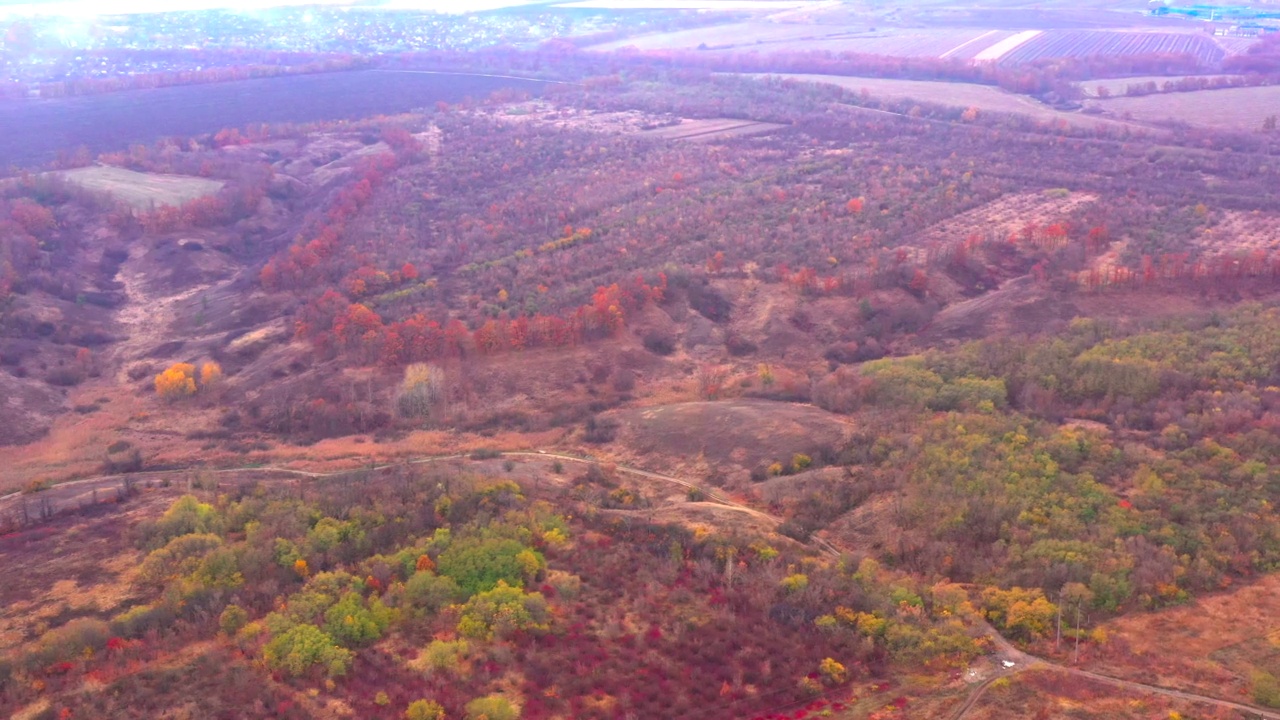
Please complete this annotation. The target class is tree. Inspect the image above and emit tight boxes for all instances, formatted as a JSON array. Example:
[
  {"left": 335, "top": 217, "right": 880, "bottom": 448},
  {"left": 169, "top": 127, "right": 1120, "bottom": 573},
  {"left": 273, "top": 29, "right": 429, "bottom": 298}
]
[
  {"left": 438, "top": 537, "right": 543, "bottom": 597},
  {"left": 200, "top": 361, "right": 223, "bottom": 389},
  {"left": 155, "top": 363, "right": 198, "bottom": 399},
  {"left": 406, "top": 700, "right": 446, "bottom": 720},
  {"left": 465, "top": 694, "right": 519, "bottom": 720},
  {"left": 262, "top": 624, "right": 352, "bottom": 677},
  {"left": 456, "top": 581, "right": 549, "bottom": 640}
]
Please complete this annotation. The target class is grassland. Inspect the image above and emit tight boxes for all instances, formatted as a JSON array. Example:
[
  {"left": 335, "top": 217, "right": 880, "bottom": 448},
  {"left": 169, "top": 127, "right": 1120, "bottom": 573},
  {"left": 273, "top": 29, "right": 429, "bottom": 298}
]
[
  {"left": 57, "top": 166, "right": 224, "bottom": 210},
  {"left": 1087, "top": 85, "right": 1280, "bottom": 130},
  {"left": 1078, "top": 74, "right": 1244, "bottom": 97},
  {"left": 756, "top": 73, "right": 1138, "bottom": 130}
]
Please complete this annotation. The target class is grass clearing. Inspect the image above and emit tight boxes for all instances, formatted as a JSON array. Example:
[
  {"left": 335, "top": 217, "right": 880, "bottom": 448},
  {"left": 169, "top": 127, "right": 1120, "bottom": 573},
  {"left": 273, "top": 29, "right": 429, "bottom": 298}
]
[
  {"left": 1087, "top": 85, "right": 1280, "bottom": 130},
  {"left": 58, "top": 166, "right": 224, "bottom": 210},
  {"left": 637, "top": 117, "right": 786, "bottom": 140},
  {"left": 758, "top": 73, "right": 1137, "bottom": 130}
]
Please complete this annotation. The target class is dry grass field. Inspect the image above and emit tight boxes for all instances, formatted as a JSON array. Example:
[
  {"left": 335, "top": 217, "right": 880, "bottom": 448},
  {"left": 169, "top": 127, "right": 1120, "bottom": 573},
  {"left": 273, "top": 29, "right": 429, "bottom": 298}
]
[
  {"left": 762, "top": 73, "right": 1139, "bottom": 130},
  {"left": 587, "top": 22, "right": 996, "bottom": 57},
  {"left": 57, "top": 166, "right": 224, "bottom": 210},
  {"left": 637, "top": 117, "right": 787, "bottom": 140},
  {"left": 1080, "top": 574, "right": 1280, "bottom": 705},
  {"left": 1078, "top": 74, "right": 1244, "bottom": 97},
  {"left": 1087, "top": 85, "right": 1280, "bottom": 130}
]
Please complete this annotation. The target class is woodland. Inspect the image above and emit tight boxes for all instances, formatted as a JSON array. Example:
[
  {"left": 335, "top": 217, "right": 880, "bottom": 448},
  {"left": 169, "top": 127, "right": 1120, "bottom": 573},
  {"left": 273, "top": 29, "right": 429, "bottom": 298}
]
[{"left": 3, "top": 36, "right": 1280, "bottom": 720}]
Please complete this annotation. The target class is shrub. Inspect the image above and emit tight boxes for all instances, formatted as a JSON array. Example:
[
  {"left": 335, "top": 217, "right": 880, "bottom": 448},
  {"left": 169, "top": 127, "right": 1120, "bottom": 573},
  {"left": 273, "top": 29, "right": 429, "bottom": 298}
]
[
  {"left": 791, "top": 453, "right": 812, "bottom": 472},
  {"left": 406, "top": 700, "right": 446, "bottom": 720},
  {"left": 465, "top": 694, "right": 519, "bottom": 720},
  {"left": 780, "top": 574, "right": 809, "bottom": 593},
  {"left": 110, "top": 604, "right": 175, "bottom": 639},
  {"left": 28, "top": 618, "right": 110, "bottom": 667},
  {"left": 1255, "top": 670, "right": 1280, "bottom": 708}
]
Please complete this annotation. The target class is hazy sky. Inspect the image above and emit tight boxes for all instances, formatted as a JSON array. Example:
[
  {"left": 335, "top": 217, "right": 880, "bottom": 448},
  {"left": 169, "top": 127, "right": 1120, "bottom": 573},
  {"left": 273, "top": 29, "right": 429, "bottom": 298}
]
[{"left": 0, "top": 0, "right": 538, "bottom": 14}]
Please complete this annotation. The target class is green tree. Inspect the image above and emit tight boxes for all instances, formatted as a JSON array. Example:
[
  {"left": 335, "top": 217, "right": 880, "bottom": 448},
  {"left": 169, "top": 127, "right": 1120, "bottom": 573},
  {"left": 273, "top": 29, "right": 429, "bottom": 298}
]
[
  {"left": 405, "top": 572, "right": 464, "bottom": 615},
  {"left": 262, "top": 624, "right": 353, "bottom": 677},
  {"left": 219, "top": 605, "right": 249, "bottom": 635},
  {"left": 438, "top": 537, "right": 544, "bottom": 597},
  {"left": 456, "top": 581, "right": 549, "bottom": 640},
  {"left": 406, "top": 700, "right": 446, "bottom": 720},
  {"left": 465, "top": 694, "right": 518, "bottom": 720},
  {"left": 323, "top": 591, "right": 393, "bottom": 647}
]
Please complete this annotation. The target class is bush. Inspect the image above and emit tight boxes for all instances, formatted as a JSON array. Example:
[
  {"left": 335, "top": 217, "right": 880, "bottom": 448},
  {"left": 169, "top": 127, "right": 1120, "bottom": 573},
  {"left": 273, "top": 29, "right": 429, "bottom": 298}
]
[
  {"left": 110, "top": 604, "right": 175, "bottom": 639},
  {"left": 465, "top": 694, "right": 519, "bottom": 720},
  {"left": 582, "top": 415, "right": 618, "bottom": 444},
  {"left": 1255, "top": 670, "right": 1280, "bottom": 708},
  {"left": 28, "top": 618, "right": 110, "bottom": 667}
]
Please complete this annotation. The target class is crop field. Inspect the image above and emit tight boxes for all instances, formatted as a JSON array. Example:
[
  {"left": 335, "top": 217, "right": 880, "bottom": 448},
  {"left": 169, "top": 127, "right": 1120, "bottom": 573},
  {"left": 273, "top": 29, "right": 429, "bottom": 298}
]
[
  {"left": 1198, "top": 210, "right": 1280, "bottom": 256},
  {"left": 998, "top": 29, "right": 1229, "bottom": 64},
  {"left": 587, "top": 22, "right": 1003, "bottom": 57},
  {"left": 763, "top": 74, "right": 1136, "bottom": 130},
  {"left": 0, "top": 70, "right": 550, "bottom": 170},
  {"left": 1087, "top": 85, "right": 1280, "bottom": 130},
  {"left": 58, "top": 166, "right": 225, "bottom": 210},
  {"left": 902, "top": 190, "right": 1098, "bottom": 260}
]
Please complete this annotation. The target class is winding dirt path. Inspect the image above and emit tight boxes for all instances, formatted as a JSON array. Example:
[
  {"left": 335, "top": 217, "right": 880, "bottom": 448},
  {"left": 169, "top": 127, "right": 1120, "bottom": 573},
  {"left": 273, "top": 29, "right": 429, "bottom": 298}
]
[{"left": 5, "top": 450, "right": 1274, "bottom": 718}]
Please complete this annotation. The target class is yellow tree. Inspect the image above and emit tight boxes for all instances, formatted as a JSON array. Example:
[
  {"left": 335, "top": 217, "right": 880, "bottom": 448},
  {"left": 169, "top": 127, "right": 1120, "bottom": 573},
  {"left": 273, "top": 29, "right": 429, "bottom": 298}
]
[{"left": 155, "top": 363, "right": 197, "bottom": 399}]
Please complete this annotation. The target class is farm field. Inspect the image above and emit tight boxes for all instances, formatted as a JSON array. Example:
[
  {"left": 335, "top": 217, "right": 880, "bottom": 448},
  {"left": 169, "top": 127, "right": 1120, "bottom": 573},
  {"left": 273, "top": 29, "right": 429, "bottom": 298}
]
[
  {"left": 999, "top": 29, "right": 1230, "bottom": 65},
  {"left": 57, "top": 166, "right": 224, "bottom": 210},
  {"left": 1086, "top": 85, "right": 1280, "bottom": 130},
  {"left": 1079, "top": 74, "right": 1245, "bottom": 97},
  {"left": 587, "top": 22, "right": 1003, "bottom": 57},
  {"left": 0, "top": 70, "right": 549, "bottom": 170},
  {"left": 757, "top": 73, "right": 1137, "bottom": 130}
]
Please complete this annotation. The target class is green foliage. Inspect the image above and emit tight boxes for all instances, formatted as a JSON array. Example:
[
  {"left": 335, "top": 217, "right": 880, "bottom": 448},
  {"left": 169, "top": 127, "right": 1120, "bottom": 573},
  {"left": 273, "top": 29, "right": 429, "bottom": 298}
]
[
  {"left": 262, "top": 623, "right": 353, "bottom": 677},
  {"left": 404, "top": 571, "right": 464, "bottom": 615},
  {"left": 456, "top": 581, "right": 549, "bottom": 640},
  {"left": 406, "top": 699, "right": 446, "bottom": 720},
  {"left": 141, "top": 495, "right": 221, "bottom": 549},
  {"left": 438, "top": 536, "right": 544, "bottom": 597},
  {"left": 1254, "top": 670, "right": 1280, "bottom": 708},
  {"left": 416, "top": 638, "right": 470, "bottom": 675},
  {"left": 109, "top": 604, "right": 175, "bottom": 639},
  {"left": 219, "top": 605, "right": 249, "bottom": 635},
  {"left": 323, "top": 591, "right": 394, "bottom": 647},
  {"left": 465, "top": 694, "right": 519, "bottom": 720},
  {"left": 981, "top": 587, "right": 1058, "bottom": 642},
  {"left": 28, "top": 618, "right": 110, "bottom": 667},
  {"left": 137, "top": 533, "right": 223, "bottom": 588},
  {"left": 780, "top": 573, "right": 809, "bottom": 593}
]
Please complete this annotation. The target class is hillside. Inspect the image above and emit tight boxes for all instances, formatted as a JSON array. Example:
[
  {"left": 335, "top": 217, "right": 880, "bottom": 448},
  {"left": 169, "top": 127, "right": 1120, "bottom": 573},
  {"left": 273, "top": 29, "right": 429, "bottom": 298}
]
[{"left": 4, "top": 66, "right": 1280, "bottom": 720}]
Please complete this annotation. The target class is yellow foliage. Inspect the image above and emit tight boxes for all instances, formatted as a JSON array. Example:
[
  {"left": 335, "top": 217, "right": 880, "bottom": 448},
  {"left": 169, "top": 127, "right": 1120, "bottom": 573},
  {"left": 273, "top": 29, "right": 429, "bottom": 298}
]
[
  {"left": 155, "top": 363, "right": 197, "bottom": 399},
  {"left": 200, "top": 361, "right": 223, "bottom": 388}
]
